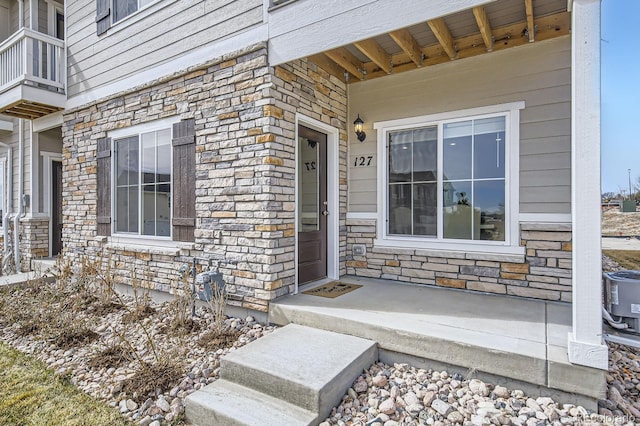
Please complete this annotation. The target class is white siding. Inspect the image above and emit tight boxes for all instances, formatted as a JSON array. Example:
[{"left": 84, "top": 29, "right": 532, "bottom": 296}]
[
  {"left": 347, "top": 36, "right": 571, "bottom": 215},
  {"left": 66, "top": 0, "right": 263, "bottom": 98}
]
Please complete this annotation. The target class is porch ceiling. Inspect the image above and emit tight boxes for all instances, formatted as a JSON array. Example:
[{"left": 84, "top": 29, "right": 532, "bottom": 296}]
[
  {"left": 308, "top": 0, "right": 570, "bottom": 84},
  {"left": 0, "top": 100, "right": 64, "bottom": 120}
]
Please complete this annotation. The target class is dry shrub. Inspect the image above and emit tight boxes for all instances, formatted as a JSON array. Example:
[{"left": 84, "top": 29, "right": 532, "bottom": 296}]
[
  {"left": 198, "top": 328, "right": 240, "bottom": 351},
  {"left": 53, "top": 325, "right": 99, "bottom": 350},
  {"left": 121, "top": 358, "right": 183, "bottom": 402},
  {"left": 88, "top": 345, "right": 131, "bottom": 370},
  {"left": 15, "top": 321, "right": 42, "bottom": 337}
]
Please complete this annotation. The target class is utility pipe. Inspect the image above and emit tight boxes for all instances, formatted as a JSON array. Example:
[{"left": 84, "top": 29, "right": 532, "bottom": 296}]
[
  {"left": 14, "top": 119, "right": 25, "bottom": 271},
  {"left": 3, "top": 145, "right": 12, "bottom": 268},
  {"left": 18, "top": 0, "right": 24, "bottom": 29}
]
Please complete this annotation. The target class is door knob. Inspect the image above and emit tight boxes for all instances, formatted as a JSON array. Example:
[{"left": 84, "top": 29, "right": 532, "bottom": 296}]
[{"left": 322, "top": 211, "right": 329, "bottom": 216}]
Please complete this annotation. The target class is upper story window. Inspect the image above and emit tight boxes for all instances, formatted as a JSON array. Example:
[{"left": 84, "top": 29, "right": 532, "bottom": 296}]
[
  {"left": 375, "top": 102, "right": 524, "bottom": 254},
  {"left": 96, "top": 0, "right": 163, "bottom": 35},
  {"left": 113, "top": 0, "right": 155, "bottom": 23}
]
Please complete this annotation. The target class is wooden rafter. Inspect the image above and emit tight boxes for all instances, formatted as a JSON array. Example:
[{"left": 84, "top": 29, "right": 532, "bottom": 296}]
[
  {"left": 325, "top": 47, "right": 365, "bottom": 80},
  {"left": 364, "top": 11, "right": 570, "bottom": 80},
  {"left": 472, "top": 7, "right": 493, "bottom": 51},
  {"left": 427, "top": 18, "right": 456, "bottom": 60},
  {"left": 308, "top": 53, "right": 347, "bottom": 83},
  {"left": 525, "top": 0, "right": 535, "bottom": 42},
  {"left": 354, "top": 38, "right": 392, "bottom": 74},
  {"left": 389, "top": 29, "right": 423, "bottom": 67}
]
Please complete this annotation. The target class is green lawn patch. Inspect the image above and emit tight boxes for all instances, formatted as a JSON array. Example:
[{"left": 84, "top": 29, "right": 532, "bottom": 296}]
[
  {"left": 603, "top": 249, "right": 640, "bottom": 270},
  {"left": 0, "top": 342, "right": 130, "bottom": 426}
]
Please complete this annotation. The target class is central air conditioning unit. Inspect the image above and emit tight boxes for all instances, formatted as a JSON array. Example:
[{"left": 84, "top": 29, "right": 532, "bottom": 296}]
[{"left": 604, "top": 270, "right": 640, "bottom": 332}]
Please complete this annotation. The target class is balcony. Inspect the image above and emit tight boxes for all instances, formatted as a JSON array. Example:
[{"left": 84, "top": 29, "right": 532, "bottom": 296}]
[{"left": 0, "top": 28, "right": 66, "bottom": 120}]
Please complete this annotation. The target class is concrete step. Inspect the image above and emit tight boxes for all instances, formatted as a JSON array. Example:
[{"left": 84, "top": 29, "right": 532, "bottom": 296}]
[
  {"left": 185, "top": 379, "right": 318, "bottom": 426},
  {"left": 185, "top": 324, "right": 377, "bottom": 426}
]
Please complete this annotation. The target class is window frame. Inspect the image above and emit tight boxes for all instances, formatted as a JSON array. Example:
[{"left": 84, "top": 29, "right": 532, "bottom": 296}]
[
  {"left": 101, "top": 0, "right": 177, "bottom": 36},
  {"left": 374, "top": 102, "right": 524, "bottom": 255},
  {"left": 109, "top": 117, "right": 178, "bottom": 241}
]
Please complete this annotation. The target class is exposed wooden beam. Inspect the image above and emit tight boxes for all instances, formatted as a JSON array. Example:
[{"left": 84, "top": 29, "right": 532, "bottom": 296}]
[
  {"left": 472, "top": 6, "right": 493, "bottom": 51},
  {"left": 363, "top": 12, "right": 570, "bottom": 80},
  {"left": 389, "top": 28, "right": 423, "bottom": 67},
  {"left": 525, "top": 0, "right": 535, "bottom": 42},
  {"left": 324, "top": 47, "right": 365, "bottom": 80},
  {"left": 354, "top": 38, "right": 392, "bottom": 74},
  {"left": 308, "top": 53, "right": 347, "bottom": 83},
  {"left": 427, "top": 18, "right": 457, "bottom": 60}
]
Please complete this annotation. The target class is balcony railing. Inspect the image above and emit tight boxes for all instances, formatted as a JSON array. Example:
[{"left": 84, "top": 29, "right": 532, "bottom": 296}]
[{"left": 0, "top": 28, "right": 65, "bottom": 94}]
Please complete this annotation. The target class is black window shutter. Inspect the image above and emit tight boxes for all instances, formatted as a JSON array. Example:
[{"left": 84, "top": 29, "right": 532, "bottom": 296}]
[
  {"left": 96, "top": 137, "right": 112, "bottom": 236},
  {"left": 172, "top": 119, "right": 196, "bottom": 242},
  {"left": 96, "top": 0, "right": 111, "bottom": 36}
]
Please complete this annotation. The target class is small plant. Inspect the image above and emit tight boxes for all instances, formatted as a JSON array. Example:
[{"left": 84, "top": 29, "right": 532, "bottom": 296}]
[
  {"left": 121, "top": 357, "right": 183, "bottom": 402},
  {"left": 88, "top": 345, "right": 131, "bottom": 370},
  {"left": 123, "top": 267, "right": 155, "bottom": 323}
]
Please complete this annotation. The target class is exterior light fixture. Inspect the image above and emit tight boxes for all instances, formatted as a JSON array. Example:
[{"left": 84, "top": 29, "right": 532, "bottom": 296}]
[{"left": 354, "top": 114, "right": 366, "bottom": 142}]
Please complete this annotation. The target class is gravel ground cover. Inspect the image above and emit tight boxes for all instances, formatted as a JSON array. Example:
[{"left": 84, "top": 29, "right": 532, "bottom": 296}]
[
  {"left": 0, "top": 255, "right": 637, "bottom": 426},
  {"left": 0, "top": 270, "right": 274, "bottom": 426}
]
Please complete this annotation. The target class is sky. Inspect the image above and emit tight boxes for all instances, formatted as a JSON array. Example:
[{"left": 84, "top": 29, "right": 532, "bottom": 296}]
[{"left": 601, "top": 0, "right": 640, "bottom": 194}]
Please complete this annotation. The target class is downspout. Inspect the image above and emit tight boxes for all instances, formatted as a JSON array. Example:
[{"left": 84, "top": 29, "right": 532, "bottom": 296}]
[
  {"left": 3, "top": 145, "right": 12, "bottom": 266},
  {"left": 14, "top": 119, "right": 25, "bottom": 271},
  {"left": 18, "top": 0, "right": 24, "bottom": 29}
]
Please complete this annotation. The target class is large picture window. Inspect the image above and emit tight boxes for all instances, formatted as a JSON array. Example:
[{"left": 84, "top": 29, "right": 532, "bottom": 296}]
[
  {"left": 114, "top": 128, "right": 171, "bottom": 237},
  {"left": 376, "top": 103, "right": 522, "bottom": 252}
]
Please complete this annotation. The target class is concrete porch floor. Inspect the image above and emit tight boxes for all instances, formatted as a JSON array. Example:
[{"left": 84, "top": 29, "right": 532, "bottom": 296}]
[{"left": 269, "top": 276, "right": 606, "bottom": 410}]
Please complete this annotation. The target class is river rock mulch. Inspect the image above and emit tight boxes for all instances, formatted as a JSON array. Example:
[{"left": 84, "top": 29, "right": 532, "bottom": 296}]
[
  {"left": 0, "top": 280, "right": 275, "bottom": 425},
  {"left": 321, "top": 255, "right": 639, "bottom": 426},
  {"left": 1, "top": 255, "right": 639, "bottom": 426}
]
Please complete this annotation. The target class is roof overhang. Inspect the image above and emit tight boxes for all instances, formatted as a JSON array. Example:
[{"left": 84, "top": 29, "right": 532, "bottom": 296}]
[{"left": 270, "top": 0, "right": 570, "bottom": 84}]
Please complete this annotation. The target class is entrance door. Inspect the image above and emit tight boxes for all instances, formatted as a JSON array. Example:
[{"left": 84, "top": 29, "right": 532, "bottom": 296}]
[
  {"left": 297, "top": 125, "right": 328, "bottom": 284},
  {"left": 51, "top": 161, "right": 63, "bottom": 256}
]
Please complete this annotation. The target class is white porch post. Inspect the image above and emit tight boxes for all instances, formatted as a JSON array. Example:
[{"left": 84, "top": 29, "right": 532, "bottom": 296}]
[{"left": 568, "top": 0, "right": 608, "bottom": 370}]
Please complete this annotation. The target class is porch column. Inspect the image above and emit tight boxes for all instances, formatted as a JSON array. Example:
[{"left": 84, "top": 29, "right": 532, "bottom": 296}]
[{"left": 568, "top": 0, "right": 608, "bottom": 370}]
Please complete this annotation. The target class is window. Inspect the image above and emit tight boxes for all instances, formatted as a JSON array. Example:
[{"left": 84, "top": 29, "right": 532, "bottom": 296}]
[
  {"left": 96, "top": 0, "right": 166, "bottom": 35},
  {"left": 114, "top": 129, "right": 171, "bottom": 237},
  {"left": 376, "top": 102, "right": 523, "bottom": 252},
  {"left": 97, "top": 118, "right": 195, "bottom": 242},
  {"left": 112, "top": 0, "right": 155, "bottom": 23}
]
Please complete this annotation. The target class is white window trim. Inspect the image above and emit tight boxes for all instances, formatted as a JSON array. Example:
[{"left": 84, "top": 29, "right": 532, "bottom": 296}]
[
  {"left": 109, "top": 117, "right": 178, "bottom": 241},
  {"left": 107, "top": 0, "right": 177, "bottom": 35},
  {"left": 41, "top": 151, "right": 63, "bottom": 257},
  {"left": 374, "top": 102, "right": 524, "bottom": 255}
]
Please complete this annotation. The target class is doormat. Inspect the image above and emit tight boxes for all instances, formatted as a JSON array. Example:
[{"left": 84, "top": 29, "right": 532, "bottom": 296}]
[{"left": 302, "top": 281, "right": 362, "bottom": 298}]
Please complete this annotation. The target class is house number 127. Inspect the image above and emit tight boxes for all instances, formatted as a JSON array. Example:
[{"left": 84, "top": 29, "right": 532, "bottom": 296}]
[{"left": 354, "top": 156, "right": 373, "bottom": 167}]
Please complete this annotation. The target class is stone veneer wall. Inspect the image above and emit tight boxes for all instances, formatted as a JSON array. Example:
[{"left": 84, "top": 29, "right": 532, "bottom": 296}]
[
  {"left": 19, "top": 217, "right": 50, "bottom": 271},
  {"left": 346, "top": 221, "right": 572, "bottom": 302},
  {"left": 62, "top": 43, "right": 347, "bottom": 312}
]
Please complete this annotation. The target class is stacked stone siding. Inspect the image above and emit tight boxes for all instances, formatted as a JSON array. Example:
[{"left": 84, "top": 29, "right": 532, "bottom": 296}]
[
  {"left": 20, "top": 217, "right": 50, "bottom": 271},
  {"left": 62, "top": 44, "right": 347, "bottom": 312},
  {"left": 346, "top": 220, "right": 572, "bottom": 302},
  {"left": 62, "top": 40, "right": 573, "bottom": 312}
]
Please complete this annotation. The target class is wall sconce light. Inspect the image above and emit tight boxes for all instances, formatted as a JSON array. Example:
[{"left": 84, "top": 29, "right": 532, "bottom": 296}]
[{"left": 354, "top": 114, "right": 366, "bottom": 142}]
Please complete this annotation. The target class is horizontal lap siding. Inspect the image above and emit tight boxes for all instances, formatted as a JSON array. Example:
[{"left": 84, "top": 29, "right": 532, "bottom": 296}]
[
  {"left": 347, "top": 36, "right": 571, "bottom": 215},
  {"left": 66, "top": 0, "right": 262, "bottom": 98}
]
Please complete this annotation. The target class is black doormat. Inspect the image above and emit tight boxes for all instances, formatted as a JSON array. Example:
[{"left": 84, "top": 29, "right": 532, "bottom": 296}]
[{"left": 302, "top": 281, "right": 362, "bottom": 298}]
